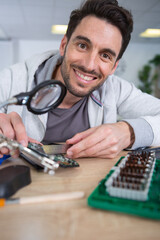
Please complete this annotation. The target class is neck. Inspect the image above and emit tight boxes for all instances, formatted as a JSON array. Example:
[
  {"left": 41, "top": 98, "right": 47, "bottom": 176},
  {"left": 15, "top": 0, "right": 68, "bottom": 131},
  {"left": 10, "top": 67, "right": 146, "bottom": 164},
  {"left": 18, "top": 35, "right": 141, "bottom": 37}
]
[
  {"left": 58, "top": 92, "right": 82, "bottom": 109},
  {"left": 53, "top": 65, "right": 82, "bottom": 109}
]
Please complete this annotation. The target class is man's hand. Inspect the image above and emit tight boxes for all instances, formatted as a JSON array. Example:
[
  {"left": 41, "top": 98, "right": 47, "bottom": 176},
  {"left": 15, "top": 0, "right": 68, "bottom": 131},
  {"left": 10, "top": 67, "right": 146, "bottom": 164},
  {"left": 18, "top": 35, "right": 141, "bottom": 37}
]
[
  {"left": 0, "top": 112, "right": 36, "bottom": 158},
  {"left": 66, "top": 122, "right": 135, "bottom": 159}
]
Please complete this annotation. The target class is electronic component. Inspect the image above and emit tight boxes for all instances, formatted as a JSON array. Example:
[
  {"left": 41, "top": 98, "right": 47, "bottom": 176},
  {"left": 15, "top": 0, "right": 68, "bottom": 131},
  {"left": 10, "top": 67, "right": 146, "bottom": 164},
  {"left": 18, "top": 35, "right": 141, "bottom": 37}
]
[
  {"left": 105, "top": 151, "right": 156, "bottom": 201},
  {"left": 27, "top": 142, "right": 79, "bottom": 168},
  {"left": 88, "top": 150, "right": 160, "bottom": 219}
]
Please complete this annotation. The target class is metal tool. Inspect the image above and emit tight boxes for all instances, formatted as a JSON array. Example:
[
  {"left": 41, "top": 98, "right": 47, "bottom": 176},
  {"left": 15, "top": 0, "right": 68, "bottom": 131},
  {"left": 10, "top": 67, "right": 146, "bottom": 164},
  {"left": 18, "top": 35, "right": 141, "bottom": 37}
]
[
  {"left": 27, "top": 142, "right": 79, "bottom": 168},
  {"left": 0, "top": 134, "right": 59, "bottom": 175},
  {"left": 42, "top": 143, "right": 70, "bottom": 155}
]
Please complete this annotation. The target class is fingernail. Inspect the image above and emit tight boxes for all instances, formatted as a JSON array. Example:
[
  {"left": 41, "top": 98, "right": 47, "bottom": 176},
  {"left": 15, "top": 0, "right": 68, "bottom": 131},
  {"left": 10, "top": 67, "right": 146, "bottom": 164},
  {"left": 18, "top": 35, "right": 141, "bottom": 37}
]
[
  {"left": 20, "top": 140, "right": 27, "bottom": 147},
  {"left": 67, "top": 150, "right": 73, "bottom": 158}
]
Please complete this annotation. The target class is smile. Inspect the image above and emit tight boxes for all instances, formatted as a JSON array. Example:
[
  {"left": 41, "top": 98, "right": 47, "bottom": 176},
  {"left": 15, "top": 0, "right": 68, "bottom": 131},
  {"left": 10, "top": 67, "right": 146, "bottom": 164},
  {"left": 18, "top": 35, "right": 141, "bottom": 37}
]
[{"left": 74, "top": 69, "right": 97, "bottom": 82}]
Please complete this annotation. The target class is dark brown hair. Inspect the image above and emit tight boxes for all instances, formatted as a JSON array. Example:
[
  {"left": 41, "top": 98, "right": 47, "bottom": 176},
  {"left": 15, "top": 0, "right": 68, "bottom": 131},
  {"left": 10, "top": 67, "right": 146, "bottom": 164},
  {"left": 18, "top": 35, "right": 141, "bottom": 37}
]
[{"left": 66, "top": 0, "right": 133, "bottom": 60}]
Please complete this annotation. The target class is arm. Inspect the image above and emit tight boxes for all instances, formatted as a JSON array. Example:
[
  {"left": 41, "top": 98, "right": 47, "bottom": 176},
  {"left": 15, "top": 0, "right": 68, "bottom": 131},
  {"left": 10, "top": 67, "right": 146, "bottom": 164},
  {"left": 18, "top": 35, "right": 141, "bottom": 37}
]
[
  {"left": 66, "top": 76, "right": 160, "bottom": 159},
  {"left": 0, "top": 66, "right": 40, "bottom": 157},
  {"left": 66, "top": 121, "right": 135, "bottom": 159},
  {"left": 115, "top": 78, "right": 160, "bottom": 148}
]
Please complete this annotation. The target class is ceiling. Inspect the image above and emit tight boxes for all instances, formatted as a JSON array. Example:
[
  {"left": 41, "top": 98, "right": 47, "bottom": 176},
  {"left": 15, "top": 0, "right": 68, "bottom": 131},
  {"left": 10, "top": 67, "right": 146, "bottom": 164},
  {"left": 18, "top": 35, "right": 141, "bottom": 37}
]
[{"left": 0, "top": 0, "right": 160, "bottom": 44}]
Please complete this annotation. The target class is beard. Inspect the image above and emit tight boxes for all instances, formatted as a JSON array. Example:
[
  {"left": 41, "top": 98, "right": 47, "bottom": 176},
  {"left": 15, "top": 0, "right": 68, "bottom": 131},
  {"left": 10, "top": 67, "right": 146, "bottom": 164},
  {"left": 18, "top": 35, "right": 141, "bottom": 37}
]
[{"left": 60, "top": 54, "right": 104, "bottom": 98}]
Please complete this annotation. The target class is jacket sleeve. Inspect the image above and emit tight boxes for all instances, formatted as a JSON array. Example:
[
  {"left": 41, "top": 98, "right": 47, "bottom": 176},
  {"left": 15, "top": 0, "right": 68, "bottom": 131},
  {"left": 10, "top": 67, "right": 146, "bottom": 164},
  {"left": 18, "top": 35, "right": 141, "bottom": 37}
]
[{"left": 114, "top": 76, "right": 160, "bottom": 148}]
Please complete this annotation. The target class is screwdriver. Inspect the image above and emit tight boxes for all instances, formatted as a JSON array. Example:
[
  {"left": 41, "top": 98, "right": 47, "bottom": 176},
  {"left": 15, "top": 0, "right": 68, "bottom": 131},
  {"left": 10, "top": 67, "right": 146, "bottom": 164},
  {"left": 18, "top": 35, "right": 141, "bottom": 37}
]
[{"left": 0, "top": 191, "right": 85, "bottom": 207}]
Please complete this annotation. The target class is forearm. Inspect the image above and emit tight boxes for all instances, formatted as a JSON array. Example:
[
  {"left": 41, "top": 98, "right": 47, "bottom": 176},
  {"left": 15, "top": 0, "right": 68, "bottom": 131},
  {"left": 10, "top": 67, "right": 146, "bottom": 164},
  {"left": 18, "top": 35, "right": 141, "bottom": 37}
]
[{"left": 122, "top": 118, "right": 154, "bottom": 149}]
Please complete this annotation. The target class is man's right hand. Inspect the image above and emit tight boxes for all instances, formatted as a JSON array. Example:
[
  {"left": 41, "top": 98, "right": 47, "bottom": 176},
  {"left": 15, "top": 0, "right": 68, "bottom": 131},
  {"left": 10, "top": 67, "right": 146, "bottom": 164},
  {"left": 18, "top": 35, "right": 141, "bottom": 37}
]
[{"left": 0, "top": 112, "right": 28, "bottom": 158}]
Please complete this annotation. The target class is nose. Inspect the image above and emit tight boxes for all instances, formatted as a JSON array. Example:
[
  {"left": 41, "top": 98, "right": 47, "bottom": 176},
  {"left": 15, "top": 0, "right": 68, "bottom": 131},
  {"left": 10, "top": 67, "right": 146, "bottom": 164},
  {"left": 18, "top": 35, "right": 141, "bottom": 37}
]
[{"left": 83, "top": 51, "right": 99, "bottom": 72}]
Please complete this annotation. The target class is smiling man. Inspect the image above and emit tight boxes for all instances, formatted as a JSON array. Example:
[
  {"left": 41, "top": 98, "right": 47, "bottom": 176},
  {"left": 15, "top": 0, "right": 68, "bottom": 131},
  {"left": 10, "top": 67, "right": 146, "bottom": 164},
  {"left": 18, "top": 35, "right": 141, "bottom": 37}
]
[
  {"left": 59, "top": 16, "right": 121, "bottom": 99},
  {"left": 1, "top": 0, "right": 160, "bottom": 159}
]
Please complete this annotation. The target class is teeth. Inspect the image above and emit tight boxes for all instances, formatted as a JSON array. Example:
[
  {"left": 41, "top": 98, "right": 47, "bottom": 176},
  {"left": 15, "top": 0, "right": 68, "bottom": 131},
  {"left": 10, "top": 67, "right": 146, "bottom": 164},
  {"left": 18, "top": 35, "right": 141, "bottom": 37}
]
[{"left": 76, "top": 70, "right": 94, "bottom": 81}]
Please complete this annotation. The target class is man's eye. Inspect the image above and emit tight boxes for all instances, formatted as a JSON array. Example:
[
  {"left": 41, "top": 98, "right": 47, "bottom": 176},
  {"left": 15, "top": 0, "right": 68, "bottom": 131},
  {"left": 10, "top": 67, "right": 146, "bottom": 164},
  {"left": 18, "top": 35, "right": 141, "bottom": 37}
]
[
  {"left": 78, "top": 43, "right": 86, "bottom": 49},
  {"left": 102, "top": 53, "right": 110, "bottom": 59}
]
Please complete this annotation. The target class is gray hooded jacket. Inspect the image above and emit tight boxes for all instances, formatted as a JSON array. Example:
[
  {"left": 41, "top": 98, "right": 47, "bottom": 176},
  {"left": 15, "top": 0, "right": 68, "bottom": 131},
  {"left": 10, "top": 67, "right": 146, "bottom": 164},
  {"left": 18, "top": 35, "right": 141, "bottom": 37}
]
[{"left": 0, "top": 50, "right": 160, "bottom": 149}]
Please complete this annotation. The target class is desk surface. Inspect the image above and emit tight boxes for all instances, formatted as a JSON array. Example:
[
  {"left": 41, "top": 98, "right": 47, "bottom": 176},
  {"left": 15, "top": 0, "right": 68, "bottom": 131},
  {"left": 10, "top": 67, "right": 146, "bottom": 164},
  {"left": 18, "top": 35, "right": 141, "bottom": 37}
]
[{"left": 0, "top": 151, "right": 160, "bottom": 240}]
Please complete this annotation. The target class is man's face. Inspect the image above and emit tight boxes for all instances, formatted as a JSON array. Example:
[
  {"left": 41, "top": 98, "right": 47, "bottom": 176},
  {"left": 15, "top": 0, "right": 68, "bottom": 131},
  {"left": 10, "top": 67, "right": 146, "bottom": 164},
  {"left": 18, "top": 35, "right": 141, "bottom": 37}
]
[{"left": 59, "top": 15, "right": 122, "bottom": 98}]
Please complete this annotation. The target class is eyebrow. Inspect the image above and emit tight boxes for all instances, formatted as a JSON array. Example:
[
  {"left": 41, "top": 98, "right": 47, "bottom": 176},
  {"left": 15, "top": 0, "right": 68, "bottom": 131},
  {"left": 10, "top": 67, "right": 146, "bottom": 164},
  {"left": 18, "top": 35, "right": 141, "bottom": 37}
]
[
  {"left": 73, "top": 35, "right": 117, "bottom": 58},
  {"left": 73, "top": 35, "right": 91, "bottom": 44}
]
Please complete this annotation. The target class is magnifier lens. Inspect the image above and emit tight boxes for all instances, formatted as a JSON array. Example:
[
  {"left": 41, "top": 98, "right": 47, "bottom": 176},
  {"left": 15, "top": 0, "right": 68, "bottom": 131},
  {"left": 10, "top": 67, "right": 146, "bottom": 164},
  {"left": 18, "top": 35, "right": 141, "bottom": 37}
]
[{"left": 30, "top": 84, "right": 62, "bottom": 110}]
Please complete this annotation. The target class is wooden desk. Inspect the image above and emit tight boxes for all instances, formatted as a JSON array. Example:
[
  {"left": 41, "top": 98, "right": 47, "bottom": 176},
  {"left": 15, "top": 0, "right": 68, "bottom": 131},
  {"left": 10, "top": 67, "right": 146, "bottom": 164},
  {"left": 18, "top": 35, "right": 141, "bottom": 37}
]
[{"left": 0, "top": 151, "right": 160, "bottom": 240}]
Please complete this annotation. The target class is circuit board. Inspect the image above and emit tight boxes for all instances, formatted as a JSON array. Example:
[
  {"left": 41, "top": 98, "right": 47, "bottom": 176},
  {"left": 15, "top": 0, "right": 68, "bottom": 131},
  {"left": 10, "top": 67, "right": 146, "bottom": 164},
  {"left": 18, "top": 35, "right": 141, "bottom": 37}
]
[
  {"left": 27, "top": 142, "right": 79, "bottom": 168},
  {"left": 88, "top": 151, "right": 160, "bottom": 220}
]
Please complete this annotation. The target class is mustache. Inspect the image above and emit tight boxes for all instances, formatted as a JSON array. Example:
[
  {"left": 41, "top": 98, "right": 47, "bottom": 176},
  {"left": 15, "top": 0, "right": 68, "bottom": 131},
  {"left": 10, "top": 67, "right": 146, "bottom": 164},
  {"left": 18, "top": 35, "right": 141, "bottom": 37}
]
[{"left": 71, "top": 64, "right": 102, "bottom": 79}]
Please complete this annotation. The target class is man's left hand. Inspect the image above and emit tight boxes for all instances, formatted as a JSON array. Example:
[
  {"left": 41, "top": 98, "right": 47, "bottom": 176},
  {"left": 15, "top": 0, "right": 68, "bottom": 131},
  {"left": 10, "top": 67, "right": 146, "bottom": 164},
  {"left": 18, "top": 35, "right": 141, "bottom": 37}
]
[{"left": 66, "top": 122, "right": 134, "bottom": 159}]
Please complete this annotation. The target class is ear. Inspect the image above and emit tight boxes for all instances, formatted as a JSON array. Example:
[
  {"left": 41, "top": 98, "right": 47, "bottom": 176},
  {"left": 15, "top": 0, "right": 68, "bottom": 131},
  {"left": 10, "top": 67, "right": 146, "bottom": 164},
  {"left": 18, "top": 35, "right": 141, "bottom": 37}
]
[
  {"left": 109, "top": 60, "right": 119, "bottom": 75},
  {"left": 59, "top": 35, "right": 68, "bottom": 56}
]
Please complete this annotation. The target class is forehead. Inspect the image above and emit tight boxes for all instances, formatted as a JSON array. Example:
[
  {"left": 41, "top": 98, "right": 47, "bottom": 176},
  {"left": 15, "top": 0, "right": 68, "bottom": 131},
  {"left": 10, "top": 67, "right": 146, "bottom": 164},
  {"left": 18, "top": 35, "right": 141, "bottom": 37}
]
[{"left": 70, "top": 15, "right": 122, "bottom": 54}]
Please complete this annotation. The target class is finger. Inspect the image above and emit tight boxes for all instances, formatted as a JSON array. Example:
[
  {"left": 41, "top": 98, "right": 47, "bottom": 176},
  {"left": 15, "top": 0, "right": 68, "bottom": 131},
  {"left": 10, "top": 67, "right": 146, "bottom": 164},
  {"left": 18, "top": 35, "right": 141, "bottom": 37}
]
[
  {"left": 67, "top": 127, "right": 107, "bottom": 157},
  {"left": 28, "top": 137, "right": 42, "bottom": 145},
  {"left": 89, "top": 135, "right": 119, "bottom": 156},
  {"left": 9, "top": 112, "right": 28, "bottom": 146},
  {"left": 67, "top": 128, "right": 121, "bottom": 159},
  {"left": 91, "top": 145, "right": 121, "bottom": 158},
  {"left": 0, "top": 147, "right": 10, "bottom": 155},
  {"left": 72, "top": 143, "right": 121, "bottom": 159},
  {"left": 0, "top": 117, "right": 16, "bottom": 140},
  {"left": 72, "top": 139, "right": 119, "bottom": 158}
]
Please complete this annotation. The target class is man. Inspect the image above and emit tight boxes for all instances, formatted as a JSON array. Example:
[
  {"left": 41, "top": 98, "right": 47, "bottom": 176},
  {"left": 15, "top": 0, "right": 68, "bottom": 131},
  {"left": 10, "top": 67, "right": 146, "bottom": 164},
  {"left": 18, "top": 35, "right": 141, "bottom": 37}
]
[{"left": 0, "top": 0, "right": 160, "bottom": 159}]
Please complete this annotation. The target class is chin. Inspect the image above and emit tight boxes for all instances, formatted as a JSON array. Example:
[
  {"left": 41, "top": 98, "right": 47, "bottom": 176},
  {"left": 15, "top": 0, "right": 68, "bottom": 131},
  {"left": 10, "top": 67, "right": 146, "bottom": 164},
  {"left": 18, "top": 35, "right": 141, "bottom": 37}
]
[{"left": 69, "top": 89, "right": 90, "bottom": 98}]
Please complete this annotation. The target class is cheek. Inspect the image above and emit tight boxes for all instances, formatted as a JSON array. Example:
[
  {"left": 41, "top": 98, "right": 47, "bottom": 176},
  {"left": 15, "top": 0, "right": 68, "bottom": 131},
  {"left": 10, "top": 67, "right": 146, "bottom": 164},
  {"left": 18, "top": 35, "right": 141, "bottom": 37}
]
[
  {"left": 100, "top": 65, "right": 110, "bottom": 77},
  {"left": 100, "top": 62, "right": 116, "bottom": 77},
  {"left": 65, "top": 46, "right": 84, "bottom": 64}
]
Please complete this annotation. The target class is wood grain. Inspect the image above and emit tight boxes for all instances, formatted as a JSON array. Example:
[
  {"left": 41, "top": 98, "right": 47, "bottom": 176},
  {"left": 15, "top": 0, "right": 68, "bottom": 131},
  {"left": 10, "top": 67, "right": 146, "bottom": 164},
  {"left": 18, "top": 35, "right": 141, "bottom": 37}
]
[{"left": 0, "top": 151, "right": 160, "bottom": 240}]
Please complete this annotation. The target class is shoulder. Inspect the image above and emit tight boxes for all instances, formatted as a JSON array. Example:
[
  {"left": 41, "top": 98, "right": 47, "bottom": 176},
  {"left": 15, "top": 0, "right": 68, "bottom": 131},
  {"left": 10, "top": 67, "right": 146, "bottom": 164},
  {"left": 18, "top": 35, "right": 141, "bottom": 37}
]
[
  {"left": 25, "top": 50, "right": 59, "bottom": 71},
  {"left": 94, "top": 74, "right": 134, "bottom": 97},
  {"left": 105, "top": 74, "right": 134, "bottom": 89},
  {"left": 91, "top": 74, "right": 138, "bottom": 106}
]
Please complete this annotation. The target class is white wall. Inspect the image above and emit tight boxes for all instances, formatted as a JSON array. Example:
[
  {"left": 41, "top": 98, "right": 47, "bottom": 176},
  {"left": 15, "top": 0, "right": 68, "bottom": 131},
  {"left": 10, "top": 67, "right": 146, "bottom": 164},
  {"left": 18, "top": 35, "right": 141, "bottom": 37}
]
[
  {"left": 0, "top": 39, "right": 61, "bottom": 70},
  {"left": 115, "top": 42, "right": 160, "bottom": 86},
  {"left": 17, "top": 39, "right": 61, "bottom": 63},
  {"left": 0, "top": 39, "right": 160, "bottom": 87},
  {"left": 0, "top": 41, "right": 13, "bottom": 70}
]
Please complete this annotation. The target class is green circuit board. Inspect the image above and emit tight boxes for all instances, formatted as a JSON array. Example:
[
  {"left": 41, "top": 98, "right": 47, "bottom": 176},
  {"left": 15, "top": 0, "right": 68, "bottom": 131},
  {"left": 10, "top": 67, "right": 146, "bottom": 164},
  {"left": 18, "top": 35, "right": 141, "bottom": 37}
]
[
  {"left": 88, "top": 151, "right": 160, "bottom": 220},
  {"left": 28, "top": 142, "right": 79, "bottom": 168}
]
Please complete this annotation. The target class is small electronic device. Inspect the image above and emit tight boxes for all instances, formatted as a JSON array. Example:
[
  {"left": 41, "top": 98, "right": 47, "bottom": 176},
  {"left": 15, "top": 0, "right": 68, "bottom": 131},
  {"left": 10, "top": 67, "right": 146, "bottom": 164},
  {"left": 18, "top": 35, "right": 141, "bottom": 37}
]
[
  {"left": 88, "top": 150, "right": 160, "bottom": 220},
  {"left": 26, "top": 142, "right": 79, "bottom": 168},
  {"left": 0, "top": 134, "right": 79, "bottom": 175},
  {"left": 0, "top": 134, "right": 59, "bottom": 174}
]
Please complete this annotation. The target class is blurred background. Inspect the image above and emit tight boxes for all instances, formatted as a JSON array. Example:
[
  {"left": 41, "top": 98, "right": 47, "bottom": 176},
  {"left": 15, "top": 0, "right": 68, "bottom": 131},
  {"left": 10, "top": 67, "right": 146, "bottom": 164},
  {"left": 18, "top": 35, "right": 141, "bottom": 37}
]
[{"left": 0, "top": 0, "right": 160, "bottom": 95}]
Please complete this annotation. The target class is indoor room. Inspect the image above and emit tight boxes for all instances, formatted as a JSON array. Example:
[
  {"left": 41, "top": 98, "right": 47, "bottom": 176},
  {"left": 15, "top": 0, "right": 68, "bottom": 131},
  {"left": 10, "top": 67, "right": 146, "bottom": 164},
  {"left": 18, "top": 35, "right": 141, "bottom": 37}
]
[{"left": 0, "top": 1, "right": 160, "bottom": 240}]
